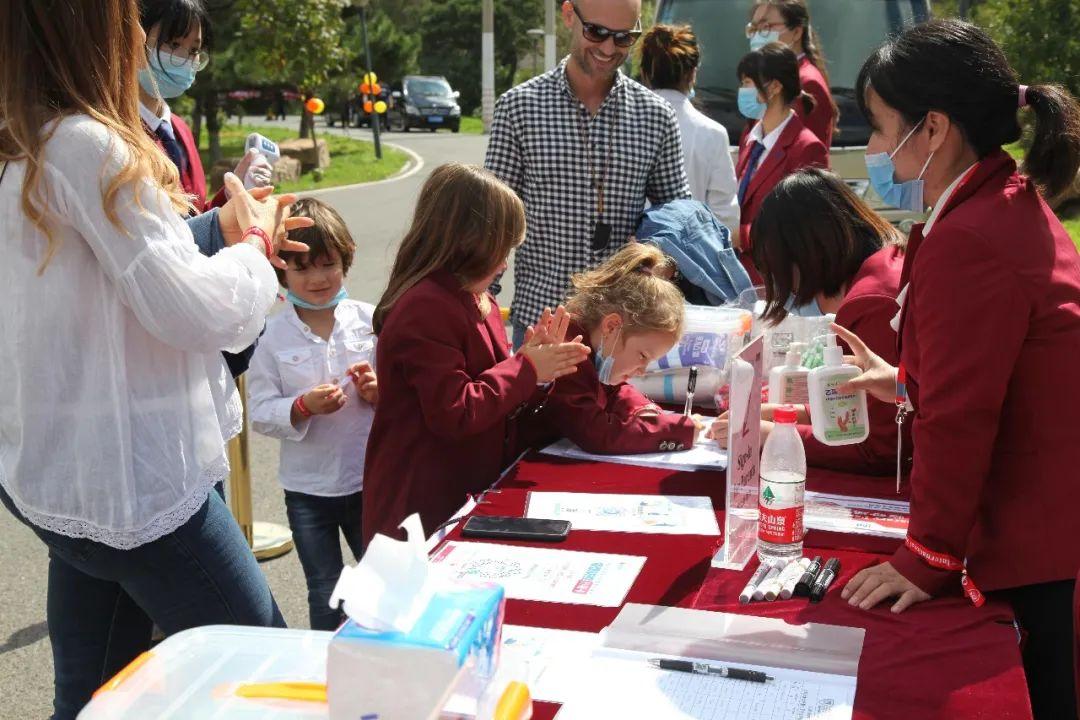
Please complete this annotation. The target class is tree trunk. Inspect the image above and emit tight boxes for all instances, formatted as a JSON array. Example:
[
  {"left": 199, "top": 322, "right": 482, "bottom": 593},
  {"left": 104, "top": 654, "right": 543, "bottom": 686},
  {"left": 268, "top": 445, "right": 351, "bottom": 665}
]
[
  {"left": 299, "top": 109, "right": 313, "bottom": 139},
  {"left": 205, "top": 92, "right": 223, "bottom": 164}
]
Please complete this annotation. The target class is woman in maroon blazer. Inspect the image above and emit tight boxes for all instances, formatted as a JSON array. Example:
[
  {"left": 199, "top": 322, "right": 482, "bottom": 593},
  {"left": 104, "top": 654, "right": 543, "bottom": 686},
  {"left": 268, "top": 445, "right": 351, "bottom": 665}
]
[
  {"left": 745, "top": 0, "right": 838, "bottom": 147},
  {"left": 363, "top": 164, "right": 588, "bottom": 544},
  {"left": 734, "top": 44, "right": 828, "bottom": 281},
  {"left": 837, "top": 20, "right": 1080, "bottom": 719},
  {"left": 711, "top": 168, "right": 906, "bottom": 477},
  {"left": 524, "top": 243, "right": 700, "bottom": 455}
]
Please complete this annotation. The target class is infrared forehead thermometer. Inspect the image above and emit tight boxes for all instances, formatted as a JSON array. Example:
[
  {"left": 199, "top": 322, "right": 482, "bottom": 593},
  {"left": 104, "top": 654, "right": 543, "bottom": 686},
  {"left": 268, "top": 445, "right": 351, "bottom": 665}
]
[{"left": 244, "top": 133, "right": 280, "bottom": 163}]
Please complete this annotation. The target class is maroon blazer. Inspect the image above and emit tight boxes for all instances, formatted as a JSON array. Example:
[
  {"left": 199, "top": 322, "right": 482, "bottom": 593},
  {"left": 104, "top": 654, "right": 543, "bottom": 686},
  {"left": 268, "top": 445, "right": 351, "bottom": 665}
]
[
  {"left": 522, "top": 322, "right": 697, "bottom": 454},
  {"left": 796, "top": 56, "right": 835, "bottom": 148},
  {"left": 147, "top": 113, "right": 226, "bottom": 214},
  {"left": 891, "top": 150, "right": 1080, "bottom": 596},
  {"left": 736, "top": 113, "right": 828, "bottom": 277},
  {"left": 361, "top": 271, "right": 542, "bottom": 544},
  {"left": 798, "top": 246, "right": 905, "bottom": 476}
]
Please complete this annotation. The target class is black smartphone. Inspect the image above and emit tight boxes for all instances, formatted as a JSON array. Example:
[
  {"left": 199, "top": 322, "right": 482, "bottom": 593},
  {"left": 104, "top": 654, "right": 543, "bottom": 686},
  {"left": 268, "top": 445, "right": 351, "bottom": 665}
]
[{"left": 461, "top": 516, "right": 571, "bottom": 542}]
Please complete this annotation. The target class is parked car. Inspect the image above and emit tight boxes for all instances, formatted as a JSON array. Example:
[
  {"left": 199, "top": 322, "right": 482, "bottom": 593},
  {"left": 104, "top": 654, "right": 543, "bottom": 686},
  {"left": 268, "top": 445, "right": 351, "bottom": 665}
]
[
  {"left": 386, "top": 76, "right": 463, "bottom": 133},
  {"left": 654, "top": 0, "right": 932, "bottom": 226}
]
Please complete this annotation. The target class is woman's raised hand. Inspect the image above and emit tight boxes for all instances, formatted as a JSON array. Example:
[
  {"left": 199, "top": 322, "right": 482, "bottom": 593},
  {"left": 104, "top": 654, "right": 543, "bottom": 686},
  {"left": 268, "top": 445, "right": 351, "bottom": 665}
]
[
  {"left": 831, "top": 323, "right": 899, "bottom": 404},
  {"left": 219, "top": 173, "right": 312, "bottom": 268}
]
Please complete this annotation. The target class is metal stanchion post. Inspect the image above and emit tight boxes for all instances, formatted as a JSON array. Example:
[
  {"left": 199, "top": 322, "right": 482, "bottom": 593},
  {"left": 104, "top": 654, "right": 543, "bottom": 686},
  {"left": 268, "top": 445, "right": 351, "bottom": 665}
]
[{"left": 228, "top": 375, "right": 294, "bottom": 560}]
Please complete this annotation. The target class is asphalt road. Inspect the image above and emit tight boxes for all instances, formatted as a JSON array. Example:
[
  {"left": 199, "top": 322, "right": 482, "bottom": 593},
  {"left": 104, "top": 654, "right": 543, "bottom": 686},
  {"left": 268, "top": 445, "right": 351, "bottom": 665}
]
[{"left": 0, "top": 123, "right": 500, "bottom": 719}]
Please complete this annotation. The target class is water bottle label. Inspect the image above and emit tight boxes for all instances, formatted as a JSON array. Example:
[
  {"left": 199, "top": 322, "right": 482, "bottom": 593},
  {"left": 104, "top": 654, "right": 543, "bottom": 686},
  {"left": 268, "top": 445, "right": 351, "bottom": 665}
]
[
  {"left": 759, "top": 474, "right": 804, "bottom": 544},
  {"left": 822, "top": 374, "right": 866, "bottom": 441}
]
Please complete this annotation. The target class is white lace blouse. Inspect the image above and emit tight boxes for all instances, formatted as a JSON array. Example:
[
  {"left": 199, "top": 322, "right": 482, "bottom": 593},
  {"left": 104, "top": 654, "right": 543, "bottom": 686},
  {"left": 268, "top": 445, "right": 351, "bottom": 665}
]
[{"left": 0, "top": 115, "right": 278, "bottom": 549}]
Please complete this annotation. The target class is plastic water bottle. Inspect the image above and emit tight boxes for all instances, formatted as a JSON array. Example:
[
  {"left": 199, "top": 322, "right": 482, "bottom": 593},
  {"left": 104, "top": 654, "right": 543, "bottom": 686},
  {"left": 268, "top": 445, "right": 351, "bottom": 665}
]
[{"left": 758, "top": 405, "right": 806, "bottom": 564}]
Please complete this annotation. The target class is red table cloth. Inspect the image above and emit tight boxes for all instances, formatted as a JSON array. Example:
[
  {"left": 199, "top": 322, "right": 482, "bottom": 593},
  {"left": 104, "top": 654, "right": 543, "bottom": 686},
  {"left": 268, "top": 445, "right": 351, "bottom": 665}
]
[{"left": 435, "top": 454, "right": 1032, "bottom": 720}]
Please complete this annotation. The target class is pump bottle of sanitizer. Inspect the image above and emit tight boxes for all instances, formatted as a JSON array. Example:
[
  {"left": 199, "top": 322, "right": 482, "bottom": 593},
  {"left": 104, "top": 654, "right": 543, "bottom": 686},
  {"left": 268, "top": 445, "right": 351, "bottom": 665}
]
[{"left": 806, "top": 334, "right": 869, "bottom": 446}]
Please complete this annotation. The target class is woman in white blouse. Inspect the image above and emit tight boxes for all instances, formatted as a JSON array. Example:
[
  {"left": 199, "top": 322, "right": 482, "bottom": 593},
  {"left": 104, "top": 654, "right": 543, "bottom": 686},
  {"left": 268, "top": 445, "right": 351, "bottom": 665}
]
[
  {"left": 639, "top": 24, "right": 740, "bottom": 236},
  {"left": 0, "top": 1, "right": 311, "bottom": 717}
]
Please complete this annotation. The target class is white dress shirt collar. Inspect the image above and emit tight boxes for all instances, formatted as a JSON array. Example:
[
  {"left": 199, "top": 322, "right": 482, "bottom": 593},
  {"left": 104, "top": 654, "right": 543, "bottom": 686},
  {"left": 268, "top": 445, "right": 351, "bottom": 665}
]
[{"left": 138, "top": 101, "right": 172, "bottom": 134}]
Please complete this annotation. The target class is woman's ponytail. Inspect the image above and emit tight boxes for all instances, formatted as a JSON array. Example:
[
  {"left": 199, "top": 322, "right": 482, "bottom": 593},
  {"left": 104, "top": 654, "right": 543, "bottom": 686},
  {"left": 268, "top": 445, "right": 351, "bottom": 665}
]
[{"left": 1023, "top": 84, "right": 1080, "bottom": 200}]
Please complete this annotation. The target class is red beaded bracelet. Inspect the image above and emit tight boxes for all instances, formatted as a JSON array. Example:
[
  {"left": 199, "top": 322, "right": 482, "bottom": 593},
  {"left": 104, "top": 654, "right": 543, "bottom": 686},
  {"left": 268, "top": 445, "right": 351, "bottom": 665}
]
[
  {"left": 241, "top": 226, "right": 274, "bottom": 258},
  {"left": 294, "top": 394, "right": 313, "bottom": 418}
]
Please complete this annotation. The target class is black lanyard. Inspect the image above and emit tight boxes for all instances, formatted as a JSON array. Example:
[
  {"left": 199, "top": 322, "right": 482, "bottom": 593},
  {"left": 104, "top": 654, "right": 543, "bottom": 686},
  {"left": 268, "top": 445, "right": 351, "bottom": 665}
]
[{"left": 576, "top": 101, "right": 617, "bottom": 250}]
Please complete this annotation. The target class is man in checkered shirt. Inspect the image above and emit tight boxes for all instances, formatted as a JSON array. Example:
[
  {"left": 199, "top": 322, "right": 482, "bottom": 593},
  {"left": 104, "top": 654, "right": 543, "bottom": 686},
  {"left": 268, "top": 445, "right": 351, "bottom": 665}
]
[{"left": 485, "top": 0, "right": 691, "bottom": 347}]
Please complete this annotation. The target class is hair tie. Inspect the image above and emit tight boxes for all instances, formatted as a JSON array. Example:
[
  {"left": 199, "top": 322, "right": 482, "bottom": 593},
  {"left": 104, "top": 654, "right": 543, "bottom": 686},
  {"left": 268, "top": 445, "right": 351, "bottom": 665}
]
[{"left": 1018, "top": 85, "right": 1029, "bottom": 108}]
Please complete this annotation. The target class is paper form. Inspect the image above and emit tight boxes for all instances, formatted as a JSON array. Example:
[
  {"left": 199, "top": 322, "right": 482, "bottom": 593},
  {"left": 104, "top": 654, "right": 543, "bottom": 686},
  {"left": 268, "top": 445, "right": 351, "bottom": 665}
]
[
  {"left": 803, "top": 491, "right": 909, "bottom": 539},
  {"left": 539, "top": 419, "right": 727, "bottom": 472},
  {"left": 557, "top": 648, "right": 855, "bottom": 720},
  {"left": 526, "top": 492, "right": 720, "bottom": 536},
  {"left": 428, "top": 542, "right": 645, "bottom": 607}
]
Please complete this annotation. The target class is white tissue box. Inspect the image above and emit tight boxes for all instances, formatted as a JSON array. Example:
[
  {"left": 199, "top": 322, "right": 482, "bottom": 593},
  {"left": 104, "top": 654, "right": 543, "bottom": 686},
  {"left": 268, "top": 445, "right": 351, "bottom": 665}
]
[{"left": 327, "top": 582, "right": 505, "bottom": 720}]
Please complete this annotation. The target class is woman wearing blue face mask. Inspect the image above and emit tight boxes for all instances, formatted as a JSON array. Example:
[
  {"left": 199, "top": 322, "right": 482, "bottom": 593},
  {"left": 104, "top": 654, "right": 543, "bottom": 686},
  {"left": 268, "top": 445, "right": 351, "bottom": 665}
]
[
  {"left": 733, "top": 43, "right": 827, "bottom": 282},
  {"left": 139, "top": 0, "right": 267, "bottom": 215},
  {"left": 712, "top": 167, "right": 906, "bottom": 478},
  {"left": 744, "top": 0, "right": 836, "bottom": 147},
  {"left": 835, "top": 20, "right": 1080, "bottom": 720}
]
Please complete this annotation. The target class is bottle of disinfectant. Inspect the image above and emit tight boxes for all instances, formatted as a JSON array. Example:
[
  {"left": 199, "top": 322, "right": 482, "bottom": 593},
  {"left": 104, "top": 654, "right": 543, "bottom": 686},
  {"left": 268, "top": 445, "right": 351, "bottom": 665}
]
[
  {"left": 768, "top": 342, "right": 809, "bottom": 405},
  {"left": 758, "top": 405, "right": 806, "bottom": 564},
  {"left": 807, "top": 334, "right": 869, "bottom": 446}
]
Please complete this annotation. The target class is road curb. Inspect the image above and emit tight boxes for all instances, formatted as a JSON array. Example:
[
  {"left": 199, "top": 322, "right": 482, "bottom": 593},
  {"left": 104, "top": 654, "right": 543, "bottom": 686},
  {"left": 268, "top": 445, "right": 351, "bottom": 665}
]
[{"left": 299, "top": 141, "right": 426, "bottom": 198}]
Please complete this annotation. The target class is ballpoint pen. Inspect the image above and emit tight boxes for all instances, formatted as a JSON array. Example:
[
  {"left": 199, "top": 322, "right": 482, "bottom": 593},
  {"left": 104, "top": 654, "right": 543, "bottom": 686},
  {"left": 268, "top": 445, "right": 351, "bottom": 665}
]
[
  {"left": 683, "top": 366, "right": 698, "bottom": 416},
  {"left": 648, "top": 658, "right": 772, "bottom": 683}
]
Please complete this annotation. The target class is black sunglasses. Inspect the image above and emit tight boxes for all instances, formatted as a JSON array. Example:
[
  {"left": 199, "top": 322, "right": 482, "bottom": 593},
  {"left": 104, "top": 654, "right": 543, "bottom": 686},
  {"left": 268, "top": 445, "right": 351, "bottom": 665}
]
[{"left": 571, "top": 3, "right": 642, "bottom": 48}]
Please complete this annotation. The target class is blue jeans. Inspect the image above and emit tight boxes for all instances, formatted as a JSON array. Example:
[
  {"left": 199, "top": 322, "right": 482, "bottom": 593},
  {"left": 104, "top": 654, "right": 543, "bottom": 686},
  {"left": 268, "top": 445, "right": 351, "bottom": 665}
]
[
  {"left": 512, "top": 320, "right": 529, "bottom": 351},
  {"left": 0, "top": 485, "right": 285, "bottom": 720},
  {"left": 283, "top": 490, "right": 364, "bottom": 631}
]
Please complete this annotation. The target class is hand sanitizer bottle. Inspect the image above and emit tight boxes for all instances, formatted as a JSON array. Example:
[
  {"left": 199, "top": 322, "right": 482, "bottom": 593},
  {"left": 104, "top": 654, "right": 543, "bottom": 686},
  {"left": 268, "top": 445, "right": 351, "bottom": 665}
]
[
  {"left": 806, "top": 334, "right": 869, "bottom": 446},
  {"left": 768, "top": 342, "right": 810, "bottom": 405}
]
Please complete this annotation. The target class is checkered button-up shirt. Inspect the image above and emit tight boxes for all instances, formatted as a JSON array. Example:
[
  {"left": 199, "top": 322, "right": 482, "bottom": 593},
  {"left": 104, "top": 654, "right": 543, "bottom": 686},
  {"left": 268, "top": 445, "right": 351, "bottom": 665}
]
[{"left": 485, "top": 57, "right": 691, "bottom": 328}]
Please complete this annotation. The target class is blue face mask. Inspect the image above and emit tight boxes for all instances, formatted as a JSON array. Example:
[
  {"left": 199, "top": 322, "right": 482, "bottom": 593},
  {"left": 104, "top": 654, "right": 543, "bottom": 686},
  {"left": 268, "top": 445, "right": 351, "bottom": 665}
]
[
  {"left": 138, "top": 48, "right": 198, "bottom": 99},
  {"left": 593, "top": 327, "right": 621, "bottom": 385},
  {"left": 737, "top": 87, "right": 767, "bottom": 120},
  {"left": 286, "top": 288, "right": 348, "bottom": 311},
  {"left": 786, "top": 295, "right": 823, "bottom": 317},
  {"left": 749, "top": 30, "right": 781, "bottom": 51},
  {"left": 864, "top": 118, "right": 934, "bottom": 212},
  {"left": 688, "top": 86, "right": 696, "bottom": 100}
]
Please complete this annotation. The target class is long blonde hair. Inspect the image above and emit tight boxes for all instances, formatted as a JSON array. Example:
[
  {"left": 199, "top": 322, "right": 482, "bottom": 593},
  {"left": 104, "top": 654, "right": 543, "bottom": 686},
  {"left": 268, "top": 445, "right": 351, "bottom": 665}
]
[
  {"left": 566, "top": 243, "right": 685, "bottom": 338},
  {"left": 0, "top": 0, "right": 189, "bottom": 274},
  {"left": 373, "top": 163, "right": 525, "bottom": 333}
]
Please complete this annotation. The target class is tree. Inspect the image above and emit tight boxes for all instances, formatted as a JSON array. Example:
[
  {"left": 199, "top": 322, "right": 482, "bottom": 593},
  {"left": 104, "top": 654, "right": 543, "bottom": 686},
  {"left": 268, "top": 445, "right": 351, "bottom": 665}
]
[
  {"left": 418, "top": 0, "right": 543, "bottom": 114},
  {"left": 343, "top": 7, "right": 422, "bottom": 85},
  {"left": 973, "top": 0, "right": 1079, "bottom": 99},
  {"left": 234, "top": 0, "right": 352, "bottom": 137}
]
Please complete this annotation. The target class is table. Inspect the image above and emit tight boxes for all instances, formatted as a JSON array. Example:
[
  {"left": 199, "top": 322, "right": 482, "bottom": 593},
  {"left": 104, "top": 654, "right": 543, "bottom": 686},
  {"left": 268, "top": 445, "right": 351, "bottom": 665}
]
[{"left": 436, "top": 453, "right": 1033, "bottom": 720}]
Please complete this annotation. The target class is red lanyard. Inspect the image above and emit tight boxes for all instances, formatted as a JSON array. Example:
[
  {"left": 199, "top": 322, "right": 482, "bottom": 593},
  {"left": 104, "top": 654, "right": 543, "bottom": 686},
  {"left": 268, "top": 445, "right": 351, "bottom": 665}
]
[{"left": 905, "top": 536, "right": 985, "bottom": 607}]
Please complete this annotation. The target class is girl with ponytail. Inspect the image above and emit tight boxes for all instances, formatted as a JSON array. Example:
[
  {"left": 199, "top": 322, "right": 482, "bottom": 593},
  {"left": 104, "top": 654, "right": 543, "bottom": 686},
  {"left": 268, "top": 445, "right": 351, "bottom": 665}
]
[
  {"left": 733, "top": 43, "right": 828, "bottom": 279},
  {"left": 837, "top": 19, "right": 1080, "bottom": 719},
  {"left": 523, "top": 243, "right": 704, "bottom": 455}
]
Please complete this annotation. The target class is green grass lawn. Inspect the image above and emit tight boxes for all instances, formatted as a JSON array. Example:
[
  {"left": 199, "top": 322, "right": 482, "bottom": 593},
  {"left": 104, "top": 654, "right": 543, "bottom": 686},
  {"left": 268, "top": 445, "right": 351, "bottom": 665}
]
[
  {"left": 198, "top": 123, "right": 409, "bottom": 194},
  {"left": 458, "top": 116, "right": 484, "bottom": 135}
]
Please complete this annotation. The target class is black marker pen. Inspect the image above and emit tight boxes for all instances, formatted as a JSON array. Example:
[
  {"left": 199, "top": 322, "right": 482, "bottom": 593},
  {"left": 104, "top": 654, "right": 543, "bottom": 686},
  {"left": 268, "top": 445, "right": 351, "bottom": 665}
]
[
  {"left": 809, "top": 558, "right": 841, "bottom": 603},
  {"left": 794, "top": 555, "right": 823, "bottom": 597}
]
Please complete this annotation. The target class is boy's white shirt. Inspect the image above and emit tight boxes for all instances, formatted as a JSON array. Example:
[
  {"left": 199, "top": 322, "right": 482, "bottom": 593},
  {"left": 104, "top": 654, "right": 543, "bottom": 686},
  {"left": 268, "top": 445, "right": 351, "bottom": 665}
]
[{"left": 247, "top": 299, "right": 376, "bottom": 496}]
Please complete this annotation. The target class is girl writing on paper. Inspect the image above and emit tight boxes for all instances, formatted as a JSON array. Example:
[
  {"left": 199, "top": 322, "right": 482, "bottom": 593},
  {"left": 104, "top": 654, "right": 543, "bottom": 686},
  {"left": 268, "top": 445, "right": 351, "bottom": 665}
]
[
  {"left": 708, "top": 168, "right": 906, "bottom": 478},
  {"left": 833, "top": 20, "right": 1080, "bottom": 719},
  {"left": 363, "top": 163, "right": 590, "bottom": 544},
  {"left": 521, "top": 243, "right": 704, "bottom": 455}
]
